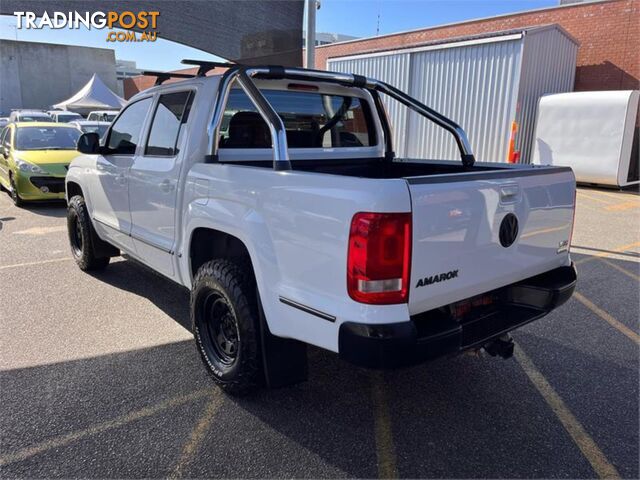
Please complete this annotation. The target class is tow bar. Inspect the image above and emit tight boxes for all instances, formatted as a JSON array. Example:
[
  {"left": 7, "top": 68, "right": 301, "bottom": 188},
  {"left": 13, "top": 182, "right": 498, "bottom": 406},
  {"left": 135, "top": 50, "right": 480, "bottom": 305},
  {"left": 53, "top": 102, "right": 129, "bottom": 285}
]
[{"left": 483, "top": 334, "right": 515, "bottom": 359}]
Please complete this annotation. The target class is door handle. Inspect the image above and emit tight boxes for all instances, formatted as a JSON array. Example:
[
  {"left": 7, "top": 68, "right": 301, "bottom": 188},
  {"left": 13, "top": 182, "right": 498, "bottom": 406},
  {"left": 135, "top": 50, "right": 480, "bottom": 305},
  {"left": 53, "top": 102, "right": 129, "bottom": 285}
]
[{"left": 500, "top": 185, "right": 519, "bottom": 203}]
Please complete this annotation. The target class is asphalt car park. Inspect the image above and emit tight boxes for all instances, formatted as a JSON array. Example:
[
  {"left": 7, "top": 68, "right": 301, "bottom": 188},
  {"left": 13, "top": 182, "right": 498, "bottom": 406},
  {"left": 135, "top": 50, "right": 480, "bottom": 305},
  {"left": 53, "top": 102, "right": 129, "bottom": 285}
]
[{"left": 0, "top": 187, "right": 638, "bottom": 479}]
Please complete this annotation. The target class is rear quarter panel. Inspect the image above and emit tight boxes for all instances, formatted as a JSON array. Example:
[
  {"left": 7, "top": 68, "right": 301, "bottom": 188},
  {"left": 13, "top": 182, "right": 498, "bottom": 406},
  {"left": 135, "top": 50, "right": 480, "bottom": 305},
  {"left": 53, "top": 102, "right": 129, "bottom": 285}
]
[{"left": 181, "top": 163, "right": 412, "bottom": 352}]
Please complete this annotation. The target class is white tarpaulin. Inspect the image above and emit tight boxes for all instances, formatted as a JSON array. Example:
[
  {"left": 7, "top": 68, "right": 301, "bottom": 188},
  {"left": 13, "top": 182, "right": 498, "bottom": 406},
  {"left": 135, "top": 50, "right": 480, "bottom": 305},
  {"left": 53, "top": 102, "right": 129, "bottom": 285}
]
[{"left": 53, "top": 74, "right": 125, "bottom": 114}]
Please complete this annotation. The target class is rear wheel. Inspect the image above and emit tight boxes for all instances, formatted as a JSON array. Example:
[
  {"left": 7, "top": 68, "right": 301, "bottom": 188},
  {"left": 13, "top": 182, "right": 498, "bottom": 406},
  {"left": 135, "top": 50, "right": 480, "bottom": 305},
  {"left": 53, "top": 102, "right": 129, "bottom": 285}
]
[
  {"left": 67, "top": 195, "right": 110, "bottom": 271},
  {"left": 9, "top": 174, "right": 23, "bottom": 207},
  {"left": 191, "top": 259, "right": 262, "bottom": 395}
]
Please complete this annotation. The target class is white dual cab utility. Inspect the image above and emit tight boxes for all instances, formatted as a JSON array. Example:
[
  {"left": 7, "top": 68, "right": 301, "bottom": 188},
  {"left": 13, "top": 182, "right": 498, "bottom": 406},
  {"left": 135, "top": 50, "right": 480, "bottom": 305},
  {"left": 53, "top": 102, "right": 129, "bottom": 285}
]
[{"left": 67, "top": 60, "right": 577, "bottom": 394}]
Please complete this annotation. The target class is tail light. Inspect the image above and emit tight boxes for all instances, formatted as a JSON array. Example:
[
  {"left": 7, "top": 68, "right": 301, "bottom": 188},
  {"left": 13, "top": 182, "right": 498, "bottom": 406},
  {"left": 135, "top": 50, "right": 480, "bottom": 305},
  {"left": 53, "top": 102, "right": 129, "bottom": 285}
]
[{"left": 347, "top": 212, "right": 412, "bottom": 304}]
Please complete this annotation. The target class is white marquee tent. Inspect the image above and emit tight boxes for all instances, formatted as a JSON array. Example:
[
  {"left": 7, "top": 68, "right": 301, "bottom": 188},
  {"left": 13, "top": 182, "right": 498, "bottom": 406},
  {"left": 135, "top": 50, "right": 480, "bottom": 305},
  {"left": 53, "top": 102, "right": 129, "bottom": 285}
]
[{"left": 53, "top": 74, "right": 125, "bottom": 115}]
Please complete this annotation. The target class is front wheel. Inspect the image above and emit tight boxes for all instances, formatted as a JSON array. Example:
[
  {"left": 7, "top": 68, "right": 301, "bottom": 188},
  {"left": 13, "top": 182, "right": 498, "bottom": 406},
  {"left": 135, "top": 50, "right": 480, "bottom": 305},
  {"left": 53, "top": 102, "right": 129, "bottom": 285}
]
[
  {"left": 67, "top": 195, "right": 110, "bottom": 271},
  {"left": 9, "top": 174, "right": 23, "bottom": 207},
  {"left": 191, "top": 259, "right": 263, "bottom": 395}
]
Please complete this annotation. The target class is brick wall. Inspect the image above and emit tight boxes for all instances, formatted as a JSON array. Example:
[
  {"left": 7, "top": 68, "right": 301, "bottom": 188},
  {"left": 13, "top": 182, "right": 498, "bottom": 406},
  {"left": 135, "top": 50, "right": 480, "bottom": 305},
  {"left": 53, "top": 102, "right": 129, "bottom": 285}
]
[{"left": 316, "top": 0, "right": 639, "bottom": 91}]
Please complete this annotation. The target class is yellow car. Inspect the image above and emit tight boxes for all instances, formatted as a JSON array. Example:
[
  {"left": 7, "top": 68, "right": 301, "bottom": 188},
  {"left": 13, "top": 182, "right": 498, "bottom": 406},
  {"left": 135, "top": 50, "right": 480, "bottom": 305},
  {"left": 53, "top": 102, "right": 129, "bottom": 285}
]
[{"left": 0, "top": 122, "right": 82, "bottom": 206}]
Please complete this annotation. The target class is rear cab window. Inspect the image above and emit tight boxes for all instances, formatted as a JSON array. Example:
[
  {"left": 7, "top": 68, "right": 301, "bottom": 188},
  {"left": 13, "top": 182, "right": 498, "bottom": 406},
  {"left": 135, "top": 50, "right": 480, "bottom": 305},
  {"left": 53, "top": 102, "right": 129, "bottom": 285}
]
[
  {"left": 145, "top": 91, "right": 193, "bottom": 157},
  {"left": 218, "top": 82, "right": 378, "bottom": 160}
]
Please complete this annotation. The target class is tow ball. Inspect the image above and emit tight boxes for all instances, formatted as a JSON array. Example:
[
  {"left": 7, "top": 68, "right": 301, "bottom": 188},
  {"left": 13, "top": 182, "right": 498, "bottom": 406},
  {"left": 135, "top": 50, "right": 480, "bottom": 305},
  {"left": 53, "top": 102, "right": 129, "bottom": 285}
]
[{"left": 483, "top": 334, "right": 515, "bottom": 359}]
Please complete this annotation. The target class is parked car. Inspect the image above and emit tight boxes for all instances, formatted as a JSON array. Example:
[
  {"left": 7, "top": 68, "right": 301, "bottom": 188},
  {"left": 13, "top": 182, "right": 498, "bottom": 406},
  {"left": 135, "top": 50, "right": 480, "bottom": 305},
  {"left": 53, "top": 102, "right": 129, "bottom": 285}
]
[
  {"left": 66, "top": 64, "right": 577, "bottom": 394},
  {"left": 86, "top": 110, "right": 118, "bottom": 122},
  {"left": 9, "top": 110, "right": 52, "bottom": 123},
  {"left": 70, "top": 120, "right": 110, "bottom": 138},
  {"left": 48, "top": 110, "right": 83, "bottom": 123},
  {"left": 0, "top": 122, "right": 81, "bottom": 206},
  {"left": 0, "top": 117, "right": 9, "bottom": 129}
]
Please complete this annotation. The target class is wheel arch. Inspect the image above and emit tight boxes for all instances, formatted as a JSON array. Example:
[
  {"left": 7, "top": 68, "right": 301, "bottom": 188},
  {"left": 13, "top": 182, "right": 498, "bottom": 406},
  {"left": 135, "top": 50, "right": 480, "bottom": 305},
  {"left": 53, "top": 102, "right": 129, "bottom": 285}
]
[
  {"left": 66, "top": 180, "right": 83, "bottom": 203},
  {"left": 189, "top": 227, "right": 254, "bottom": 282}
]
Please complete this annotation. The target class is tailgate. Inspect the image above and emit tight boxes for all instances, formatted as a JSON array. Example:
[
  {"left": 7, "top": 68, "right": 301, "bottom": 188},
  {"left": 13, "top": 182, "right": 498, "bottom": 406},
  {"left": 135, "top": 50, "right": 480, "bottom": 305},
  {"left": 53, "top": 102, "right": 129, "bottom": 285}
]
[{"left": 407, "top": 167, "right": 575, "bottom": 315}]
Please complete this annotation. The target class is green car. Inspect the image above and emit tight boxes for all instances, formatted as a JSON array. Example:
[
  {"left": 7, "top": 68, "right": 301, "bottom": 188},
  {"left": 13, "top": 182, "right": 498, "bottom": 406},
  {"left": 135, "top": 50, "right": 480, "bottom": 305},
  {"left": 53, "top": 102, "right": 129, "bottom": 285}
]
[{"left": 0, "top": 122, "right": 82, "bottom": 206}]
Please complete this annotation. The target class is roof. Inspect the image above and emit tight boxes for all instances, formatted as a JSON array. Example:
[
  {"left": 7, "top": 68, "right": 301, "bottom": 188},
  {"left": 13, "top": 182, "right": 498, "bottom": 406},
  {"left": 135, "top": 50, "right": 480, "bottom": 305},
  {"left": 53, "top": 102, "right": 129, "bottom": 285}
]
[
  {"left": 326, "top": 24, "right": 579, "bottom": 62},
  {"left": 14, "top": 110, "right": 50, "bottom": 115},
  {"left": 53, "top": 74, "right": 126, "bottom": 111},
  {"left": 71, "top": 120, "right": 111, "bottom": 126},
  {"left": 13, "top": 122, "right": 78, "bottom": 128}
]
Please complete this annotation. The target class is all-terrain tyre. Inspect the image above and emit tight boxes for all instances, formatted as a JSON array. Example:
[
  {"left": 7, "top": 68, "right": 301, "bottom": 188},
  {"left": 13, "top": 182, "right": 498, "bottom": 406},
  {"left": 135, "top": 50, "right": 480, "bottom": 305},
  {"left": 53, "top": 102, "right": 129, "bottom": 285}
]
[
  {"left": 191, "top": 259, "right": 263, "bottom": 395},
  {"left": 67, "top": 195, "right": 110, "bottom": 271}
]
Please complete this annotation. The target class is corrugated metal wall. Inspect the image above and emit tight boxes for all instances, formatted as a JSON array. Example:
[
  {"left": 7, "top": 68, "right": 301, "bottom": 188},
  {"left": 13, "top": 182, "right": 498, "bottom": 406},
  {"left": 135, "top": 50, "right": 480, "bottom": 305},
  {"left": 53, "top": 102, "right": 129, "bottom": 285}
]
[
  {"left": 516, "top": 28, "right": 578, "bottom": 163},
  {"left": 329, "top": 53, "right": 412, "bottom": 156},
  {"left": 328, "top": 27, "right": 577, "bottom": 164},
  {"left": 405, "top": 39, "right": 521, "bottom": 161}
]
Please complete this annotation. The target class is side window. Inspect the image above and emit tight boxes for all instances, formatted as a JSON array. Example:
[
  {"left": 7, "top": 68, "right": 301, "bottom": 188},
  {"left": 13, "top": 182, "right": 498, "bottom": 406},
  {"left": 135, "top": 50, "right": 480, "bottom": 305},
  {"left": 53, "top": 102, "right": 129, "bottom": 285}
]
[
  {"left": 107, "top": 98, "right": 152, "bottom": 155},
  {"left": 145, "top": 91, "right": 193, "bottom": 157},
  {"left": 0, "top": 128, "right": 7, "bottom": 147}
]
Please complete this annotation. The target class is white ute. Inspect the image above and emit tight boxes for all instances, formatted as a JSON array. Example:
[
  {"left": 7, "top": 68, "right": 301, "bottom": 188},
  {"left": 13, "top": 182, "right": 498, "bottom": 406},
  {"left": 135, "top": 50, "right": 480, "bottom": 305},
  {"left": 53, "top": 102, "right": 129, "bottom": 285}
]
[{"left": 66, "top": 60, "right": 577, "bottom": 394}]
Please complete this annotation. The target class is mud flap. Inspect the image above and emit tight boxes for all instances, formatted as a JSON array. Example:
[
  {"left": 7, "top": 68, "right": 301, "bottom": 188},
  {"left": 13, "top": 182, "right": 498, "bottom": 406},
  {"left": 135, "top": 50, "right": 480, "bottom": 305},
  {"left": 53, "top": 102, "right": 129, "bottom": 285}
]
[
  {"left": 89, "top": 219, "right": 119, "bottom": 258},
  {"left": 258, "top": 296, "right": 308, "bottom": 388}
]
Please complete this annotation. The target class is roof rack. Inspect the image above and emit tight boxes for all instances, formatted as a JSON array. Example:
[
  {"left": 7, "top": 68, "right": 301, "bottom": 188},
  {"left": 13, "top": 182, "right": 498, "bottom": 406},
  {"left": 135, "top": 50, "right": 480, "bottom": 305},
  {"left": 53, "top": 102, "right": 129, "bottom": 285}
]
[
  {"left": 181, "top": 59, "right": 237, "bottom": 76},
  {"left": 141, "top": 70, "right": 197, "bottom": 86}
]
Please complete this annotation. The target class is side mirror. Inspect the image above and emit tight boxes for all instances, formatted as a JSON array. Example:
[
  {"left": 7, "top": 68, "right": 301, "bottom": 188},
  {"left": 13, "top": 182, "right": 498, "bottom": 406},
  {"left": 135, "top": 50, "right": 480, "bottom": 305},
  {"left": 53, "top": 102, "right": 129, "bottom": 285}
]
[
  {"left": 77, "top": 132, "right": 100, "bottom": 154},
  {"left": 1, "top": 146, "right": 7, "bottom": 158}
]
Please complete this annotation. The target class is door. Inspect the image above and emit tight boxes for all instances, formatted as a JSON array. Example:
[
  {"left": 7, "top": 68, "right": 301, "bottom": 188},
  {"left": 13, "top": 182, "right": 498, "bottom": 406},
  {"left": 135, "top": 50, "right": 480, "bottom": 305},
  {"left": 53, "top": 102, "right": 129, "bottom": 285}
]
[
  {"left": 91, "top": 97, "right": 153, "bottom": 252},
  {"left": 128, "top": 90, "right": 193, "bottom": 277}
]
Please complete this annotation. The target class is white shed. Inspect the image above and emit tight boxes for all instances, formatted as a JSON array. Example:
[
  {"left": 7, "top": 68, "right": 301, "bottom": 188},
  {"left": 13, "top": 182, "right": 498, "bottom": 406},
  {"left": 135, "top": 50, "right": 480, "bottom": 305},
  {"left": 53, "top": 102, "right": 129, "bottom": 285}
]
[{"left": 327, "top": 25, "right": 578, "bottom": 164}]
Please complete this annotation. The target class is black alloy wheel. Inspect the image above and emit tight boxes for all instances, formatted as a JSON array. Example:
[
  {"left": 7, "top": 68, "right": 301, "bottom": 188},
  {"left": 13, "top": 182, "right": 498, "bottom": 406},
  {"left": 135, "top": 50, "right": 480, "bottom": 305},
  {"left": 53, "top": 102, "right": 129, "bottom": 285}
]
[{"left": 201, "top": 291, "right": 240, "bottom": 366}]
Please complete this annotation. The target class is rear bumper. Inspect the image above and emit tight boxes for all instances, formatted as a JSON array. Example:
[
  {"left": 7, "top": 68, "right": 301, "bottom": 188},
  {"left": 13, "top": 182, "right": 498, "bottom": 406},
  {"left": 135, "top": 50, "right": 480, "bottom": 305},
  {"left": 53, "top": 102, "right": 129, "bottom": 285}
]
[{"left": 338, "top": 264, "right": 577, "bottom": 368}]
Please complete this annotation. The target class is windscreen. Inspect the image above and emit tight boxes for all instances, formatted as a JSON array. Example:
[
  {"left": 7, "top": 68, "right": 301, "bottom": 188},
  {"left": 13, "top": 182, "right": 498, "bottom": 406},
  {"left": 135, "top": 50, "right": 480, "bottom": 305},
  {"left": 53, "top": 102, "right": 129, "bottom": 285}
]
[
  {"left": 15, "top": 126, "right": 81, "bottom": 150},
  {"left": 19, "top": 115, "right": 52, "bottom": 122},
  {"left": 57, "top": 114, "right": 81, "bottom": 122},
  {"left": 219, "top": 88, "right": 375, "bottom": 149}
]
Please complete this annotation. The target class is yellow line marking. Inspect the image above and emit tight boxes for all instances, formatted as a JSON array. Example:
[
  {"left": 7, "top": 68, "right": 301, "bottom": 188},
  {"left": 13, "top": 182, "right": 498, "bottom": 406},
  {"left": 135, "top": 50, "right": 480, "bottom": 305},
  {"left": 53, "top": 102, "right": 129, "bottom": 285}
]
[
  {"left": 168, "top": 392, "right": 222, "bottom": 479},
  {"left": 371, "top": 371, "right": 398, "bottom": 479},
  {"left": 521, "top": 224, "right": 569, "bottom": 239},
  {"left": 604, "top": 201, "right": 640, "bottom": 212},
  {"left": 599, "top": 258, "right": 640, "bottom": 281},
  {"left": 514, "top": 346, "right": 621, "bottom": 479},
  {"left": 576, "top": 191, "right": 615, "bottom": 205},
  {"left": 587, "top": 189, "right": 639, "bottom": 201},
  {"left": 0, "top": 257, "right": 71, "bottom": 271},
  {"left": 0, "top": 389, "right": 213, "bottom": 467},
  {"left": 573, "top": 292, "right": 640, "bottom": 344},
  {"left": 574, "top": 241, "right": 640, "bottom": 265}
]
